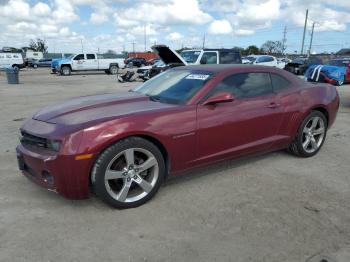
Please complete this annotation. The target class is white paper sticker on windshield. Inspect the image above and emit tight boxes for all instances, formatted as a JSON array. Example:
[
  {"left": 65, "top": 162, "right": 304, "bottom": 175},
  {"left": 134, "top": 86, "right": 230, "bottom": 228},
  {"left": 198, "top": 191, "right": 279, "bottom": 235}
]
[{"left": 186, "top": 74, "right": 210, "bottom": 80}]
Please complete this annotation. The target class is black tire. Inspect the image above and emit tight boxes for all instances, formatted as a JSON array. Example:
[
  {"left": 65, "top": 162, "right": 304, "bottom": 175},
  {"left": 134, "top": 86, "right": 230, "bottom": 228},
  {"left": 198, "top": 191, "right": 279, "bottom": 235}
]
[
  {"left": 12, "top": 65, "right": 19, "bottom": 71},
  {"left": 109, "top": 65, "right": 118, "bottom": 75},
  {"left": 92, "top": 137, "right": 166, "bottom": 209},
  {"left": 288, "top": 111, "right": 327, "bottom": 157},
  {"left": 33, "top": 64, "right": 38, "bottom": 69},
  {"left": 336, "top": 80, "right": 344, "bottom": 86},
  {"left": 60, "top": 66, "right": 71, "bottom": 76}
]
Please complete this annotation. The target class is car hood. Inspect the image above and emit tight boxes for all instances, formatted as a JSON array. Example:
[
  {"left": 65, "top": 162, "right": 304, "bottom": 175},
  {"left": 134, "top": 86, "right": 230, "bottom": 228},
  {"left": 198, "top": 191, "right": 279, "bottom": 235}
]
[
  {"left": 151, "top": 45, "right": 187, "bottom": 66},
  {"left": 33, "top": 92, "right": 177, "bottom": 126},
  {"left": 57, "top": 58, "right": 70, "bottom": 65}
]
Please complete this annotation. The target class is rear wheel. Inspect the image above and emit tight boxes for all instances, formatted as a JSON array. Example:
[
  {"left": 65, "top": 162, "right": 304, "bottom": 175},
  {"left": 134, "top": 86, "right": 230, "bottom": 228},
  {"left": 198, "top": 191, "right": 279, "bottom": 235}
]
[
  {"left": 60, "top": 66, "right": 71, "bottom": 76},
  {"left": 288, "top": 111, "right": 327, "bottom": 157},
  {"left": 12, "top": 65, "right": 19, "bottom": 71},
  {"left": 92, "top": 137, "right": 165, "bottom": 208},
  {"left": 109, "top": 65, "right": 118, "bottom": 75}
]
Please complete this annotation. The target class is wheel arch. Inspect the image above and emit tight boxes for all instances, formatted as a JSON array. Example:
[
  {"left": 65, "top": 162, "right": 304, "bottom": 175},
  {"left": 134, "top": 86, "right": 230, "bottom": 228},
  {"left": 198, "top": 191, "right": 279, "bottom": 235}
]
[
  {"left": 61, "top": 64, "right": 72, "bottom": 70},
  {"left": 309, "top": 106, "right": 329, "bottom": 126},
  {"left": 109, "top": 63, "right": 119, "bottom": 68},
  {"left": 89, "top": 134, "right": 171, "bottom": 186}
]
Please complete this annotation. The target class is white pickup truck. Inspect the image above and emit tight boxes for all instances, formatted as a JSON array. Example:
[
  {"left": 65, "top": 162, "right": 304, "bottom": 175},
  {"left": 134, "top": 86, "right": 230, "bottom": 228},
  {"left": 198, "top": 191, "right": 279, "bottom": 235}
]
[{"left": 56, "top": 53, "right": 125, "bottom": 76}]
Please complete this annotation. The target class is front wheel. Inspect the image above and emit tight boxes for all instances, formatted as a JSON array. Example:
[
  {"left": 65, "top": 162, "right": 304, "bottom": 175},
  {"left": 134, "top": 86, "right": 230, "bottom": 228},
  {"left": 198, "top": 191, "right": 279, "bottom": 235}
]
[
  {"left": 60, "top": 66, "right": 71, "bottom": 76},
  {"left": 288, "top": 111, "right": 327, "bottom": 157},
  {"left": 336, "top": 80, "right": 344, "bottom": 86},
  {"left": 92, "top": 137, "right": 165, "bottom": 208}
]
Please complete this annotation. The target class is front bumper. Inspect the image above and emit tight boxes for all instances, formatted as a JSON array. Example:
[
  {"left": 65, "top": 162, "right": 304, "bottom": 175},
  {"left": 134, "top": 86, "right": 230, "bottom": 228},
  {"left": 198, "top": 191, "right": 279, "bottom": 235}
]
[{"left": 16, "top": 144, "right": 92, "bottom": 199}]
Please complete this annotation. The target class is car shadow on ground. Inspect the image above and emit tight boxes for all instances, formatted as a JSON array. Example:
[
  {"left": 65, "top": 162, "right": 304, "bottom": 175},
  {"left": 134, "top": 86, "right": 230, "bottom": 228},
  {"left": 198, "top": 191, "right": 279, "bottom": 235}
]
[
  {"left": 21, "top": 150, "right": 289, "bottom": 210},
  {"left": 164, "top": 150, "right": 288, "bottom": 187}
]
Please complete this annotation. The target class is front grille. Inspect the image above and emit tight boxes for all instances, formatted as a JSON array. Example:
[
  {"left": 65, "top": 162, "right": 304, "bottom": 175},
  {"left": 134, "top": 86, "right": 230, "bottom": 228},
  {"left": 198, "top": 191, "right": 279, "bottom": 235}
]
[{"left": 20, "top": 131, "right": 48, "bottom": 149}]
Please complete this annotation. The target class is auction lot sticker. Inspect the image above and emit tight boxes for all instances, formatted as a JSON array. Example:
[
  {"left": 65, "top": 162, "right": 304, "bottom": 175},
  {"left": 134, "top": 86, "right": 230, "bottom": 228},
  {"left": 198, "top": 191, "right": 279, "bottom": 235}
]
[{"left": 186, "top": 74, "right": 210, "bottom": 80}]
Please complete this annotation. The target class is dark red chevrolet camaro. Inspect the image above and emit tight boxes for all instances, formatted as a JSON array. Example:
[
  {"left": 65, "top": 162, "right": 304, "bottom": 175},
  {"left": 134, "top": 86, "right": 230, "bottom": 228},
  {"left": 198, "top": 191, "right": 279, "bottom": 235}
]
[{"left": 16, "top": 65, "right": 339, "bottom": 208}]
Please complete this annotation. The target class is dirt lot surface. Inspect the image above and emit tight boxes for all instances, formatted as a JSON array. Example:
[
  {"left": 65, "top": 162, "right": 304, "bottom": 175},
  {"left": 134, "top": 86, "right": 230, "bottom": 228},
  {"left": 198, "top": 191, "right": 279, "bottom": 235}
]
[{"left": 0, "top": 68, "right": 350, "bottom": 262}]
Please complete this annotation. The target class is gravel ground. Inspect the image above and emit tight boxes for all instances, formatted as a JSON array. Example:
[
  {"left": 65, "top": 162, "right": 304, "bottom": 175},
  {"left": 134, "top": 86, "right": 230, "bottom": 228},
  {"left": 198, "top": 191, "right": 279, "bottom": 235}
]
[{"left": 0, "top": 68, "right": 350, "bottom": 262}]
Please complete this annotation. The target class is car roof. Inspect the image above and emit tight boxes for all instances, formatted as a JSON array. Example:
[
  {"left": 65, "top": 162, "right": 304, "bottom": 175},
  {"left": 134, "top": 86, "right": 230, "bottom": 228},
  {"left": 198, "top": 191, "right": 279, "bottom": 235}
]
[
  {"left": 174, "top": 64, "right": 280, "bottom": 73},
  {"left": 182, "top": 49, "right": 240, "bottom": 52}
]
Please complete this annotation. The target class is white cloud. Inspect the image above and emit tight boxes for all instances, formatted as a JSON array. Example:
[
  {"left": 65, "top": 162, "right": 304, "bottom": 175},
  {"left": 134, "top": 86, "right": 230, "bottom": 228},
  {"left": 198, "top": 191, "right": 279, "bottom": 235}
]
[
  {"left": 32, "top": 2, "right": 51, "bottom": 16},
  {"left": 208, "top": 20, "right": 233, "bottom": 35},
  {"left": 115, "top": 0, "right": 212, "bottom": 28},
  {"left": 90, "top": 12, "right": 108, "bottom": 24},
  {"left": 282, "top": 0, "right": 350, "bottom": 32},
  {"left": 166, "top": 32, "right": 183, "bottom": 41},
  {"left": 235, "top": 29, "right": 255, "bottom": 36}
]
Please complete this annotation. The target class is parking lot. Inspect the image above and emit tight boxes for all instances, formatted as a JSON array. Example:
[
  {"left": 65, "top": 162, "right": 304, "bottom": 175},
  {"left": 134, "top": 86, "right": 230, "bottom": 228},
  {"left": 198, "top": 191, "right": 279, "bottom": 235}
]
[{"left": 1, "top": 68, "right": 350, "bottom": 262}]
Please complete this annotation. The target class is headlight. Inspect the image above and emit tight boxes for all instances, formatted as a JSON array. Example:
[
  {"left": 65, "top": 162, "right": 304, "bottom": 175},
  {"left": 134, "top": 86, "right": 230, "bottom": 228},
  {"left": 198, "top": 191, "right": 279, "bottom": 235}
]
[{"left": 47, "top": 140, "right": 61, "bottom": 152}]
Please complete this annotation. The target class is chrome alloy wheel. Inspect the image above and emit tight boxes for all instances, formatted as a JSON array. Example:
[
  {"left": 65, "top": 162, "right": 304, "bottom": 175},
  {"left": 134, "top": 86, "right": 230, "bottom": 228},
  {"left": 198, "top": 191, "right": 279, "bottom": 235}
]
[
  {"left": 104, "top": 148, "right": 159, "bottom": 203},
  {"left": 302, "top": 116, "right": 326, "bottom": 154}
]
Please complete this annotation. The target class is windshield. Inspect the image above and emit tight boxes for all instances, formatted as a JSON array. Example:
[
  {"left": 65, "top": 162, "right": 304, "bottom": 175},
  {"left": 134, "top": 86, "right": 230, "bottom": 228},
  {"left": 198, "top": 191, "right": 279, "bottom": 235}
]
[
  {"left": 180, "top": 51, "right": 201, "bottom": 64},
  {"left": 154, "top": 60, "right": 165, "bottom": 67},
  {"left": 326, "top": 60, "right": 348, "bottom": 67},
  {"left": 133, "top": 69, "right": 212, "bottom": 104},
  {"left": 246, "top": 56, "right": 256, "bottom": 62},
  {"left": 292, "top": 58, "right": 306, "bottom": 64}
]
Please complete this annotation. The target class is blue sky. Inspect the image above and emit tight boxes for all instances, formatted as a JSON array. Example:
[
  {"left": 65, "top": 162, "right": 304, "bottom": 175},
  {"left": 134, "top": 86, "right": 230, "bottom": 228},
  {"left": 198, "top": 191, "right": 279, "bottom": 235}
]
[{"left": 0, "top": 0, "right": 349, "bottom": 54}]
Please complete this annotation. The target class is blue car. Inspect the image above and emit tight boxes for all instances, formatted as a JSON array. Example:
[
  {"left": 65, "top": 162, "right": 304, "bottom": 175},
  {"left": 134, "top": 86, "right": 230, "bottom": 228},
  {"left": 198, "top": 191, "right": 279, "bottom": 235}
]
[
  {"left": 305, "top": 58, "right": 350, "bottom": 86},
  {"left": 51, "top": 55, "right": 75, "bottom": 73}
]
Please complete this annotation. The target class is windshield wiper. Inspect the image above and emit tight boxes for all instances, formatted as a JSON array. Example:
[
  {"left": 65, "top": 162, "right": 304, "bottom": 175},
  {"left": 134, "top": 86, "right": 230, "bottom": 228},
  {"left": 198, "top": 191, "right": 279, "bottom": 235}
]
[{"left": 149, "top": 95, "right": 161, "bottom": 102}]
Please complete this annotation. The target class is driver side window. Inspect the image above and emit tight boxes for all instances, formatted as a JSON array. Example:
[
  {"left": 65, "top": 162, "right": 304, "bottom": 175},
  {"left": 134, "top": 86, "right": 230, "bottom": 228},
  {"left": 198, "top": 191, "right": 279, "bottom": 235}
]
[
  {"left": 211, "top": 73, "right": 273, "bottom": 99},
  {"left": 74, "top": 54, "right": 85, "bottom": 60}
]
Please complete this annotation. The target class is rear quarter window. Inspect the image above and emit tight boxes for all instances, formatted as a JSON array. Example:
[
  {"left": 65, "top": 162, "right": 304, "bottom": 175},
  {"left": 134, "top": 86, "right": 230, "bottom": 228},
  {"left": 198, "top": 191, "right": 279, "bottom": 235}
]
[{"left": 270, "top": 73, "right": 291, "bottom": 92}]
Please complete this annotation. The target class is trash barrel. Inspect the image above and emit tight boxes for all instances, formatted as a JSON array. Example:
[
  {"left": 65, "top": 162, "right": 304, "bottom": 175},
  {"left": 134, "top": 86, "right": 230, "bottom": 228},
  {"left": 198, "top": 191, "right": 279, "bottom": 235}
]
[{"left": 6, "top": 68, "right": 19, "bottom": 84}]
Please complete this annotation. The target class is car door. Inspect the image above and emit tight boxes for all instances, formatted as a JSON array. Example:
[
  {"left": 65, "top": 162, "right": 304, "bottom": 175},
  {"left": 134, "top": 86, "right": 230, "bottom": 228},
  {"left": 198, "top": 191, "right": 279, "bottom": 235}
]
[
  {"left": 345, "top": 61, "right": 350, "bottom": 81},
  {"left": 84, "top": 54, "right": 98, "bottom": 70},
  {"left": 269, "top": 72, "right": 302, "bottom": 147},
  {"left": 72, "top": 54, "right": 85, "bottom": 70},
  {"left": 0, "top": 53, "right": 6, "bottom": 68},
  {"left": 195, "top": 72, "right": 284, "bottom": 163}
]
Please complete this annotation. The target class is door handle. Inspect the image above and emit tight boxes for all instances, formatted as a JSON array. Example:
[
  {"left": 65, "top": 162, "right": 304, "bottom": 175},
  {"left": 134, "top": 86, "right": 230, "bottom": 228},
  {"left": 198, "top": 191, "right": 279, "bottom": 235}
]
[{"left": 267, "top": 102, "right": 281, "bottom": 109}]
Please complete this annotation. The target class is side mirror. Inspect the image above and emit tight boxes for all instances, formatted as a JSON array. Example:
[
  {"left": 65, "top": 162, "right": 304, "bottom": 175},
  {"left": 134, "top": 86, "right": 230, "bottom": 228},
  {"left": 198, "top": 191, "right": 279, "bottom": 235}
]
[
  {"left": 200, "top": 56, "right": 207, "bottom": 64},
  {"left": 203, "top": 92, "right": 234, "bottom": 105}
]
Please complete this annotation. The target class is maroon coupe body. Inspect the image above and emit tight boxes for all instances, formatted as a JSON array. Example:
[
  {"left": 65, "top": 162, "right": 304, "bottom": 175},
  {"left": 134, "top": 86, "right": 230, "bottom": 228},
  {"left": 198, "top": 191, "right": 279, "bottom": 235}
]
[{"left": 16, "top": 65, "right": 339, "bottom": 204}]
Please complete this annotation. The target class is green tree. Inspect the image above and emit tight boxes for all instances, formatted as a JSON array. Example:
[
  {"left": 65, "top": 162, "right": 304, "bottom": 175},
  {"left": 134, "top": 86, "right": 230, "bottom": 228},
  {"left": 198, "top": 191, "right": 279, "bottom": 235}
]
[
  {"left": 29, "top": 38, "right": 48, "bottom": 53},
  {"left": 245, "top": 45, "right": 260, "bottom": 55}
]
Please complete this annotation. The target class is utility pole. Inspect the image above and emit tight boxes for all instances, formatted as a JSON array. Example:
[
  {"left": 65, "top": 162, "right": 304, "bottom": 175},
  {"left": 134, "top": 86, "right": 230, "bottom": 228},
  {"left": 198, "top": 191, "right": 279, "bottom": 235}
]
[
  {"left": 282, "top": 26, "right": 287, "bottom": 55},
  {"left": 308, "top": 22, "right": 315, "bottom": 56},
  {"left": 202, "top": 34, "right": 206, "bottom": 49},
  {"left": 144, "top": 25, "right": 147, "bottom": 52},
  {"left": 131, "top": 42, "right": 136, "bottom": 53},
  {"left": 80, "top": 39, "right": 84, "bottom": 53},
  {"left": 300, "top": 9, "right": 308, "bottom": 55}
]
